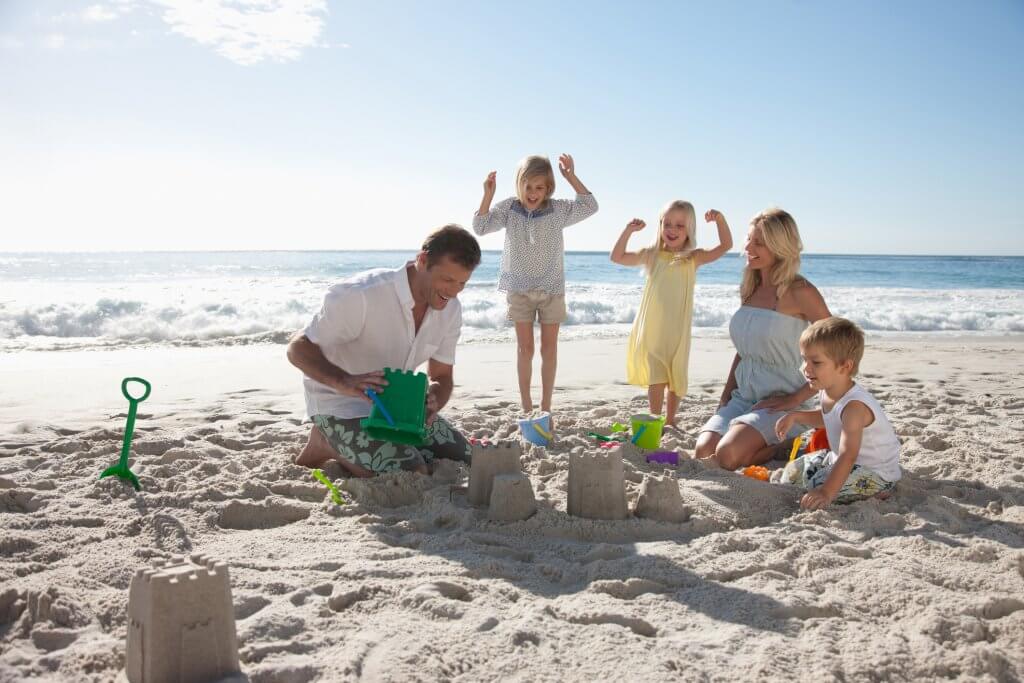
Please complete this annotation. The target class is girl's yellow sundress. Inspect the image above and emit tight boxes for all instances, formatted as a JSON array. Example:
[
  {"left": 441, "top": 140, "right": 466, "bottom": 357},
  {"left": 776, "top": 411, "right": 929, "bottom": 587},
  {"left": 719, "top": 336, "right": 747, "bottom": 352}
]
[{"left": 626, "top": 250, "right": 696, "bottom": 396}]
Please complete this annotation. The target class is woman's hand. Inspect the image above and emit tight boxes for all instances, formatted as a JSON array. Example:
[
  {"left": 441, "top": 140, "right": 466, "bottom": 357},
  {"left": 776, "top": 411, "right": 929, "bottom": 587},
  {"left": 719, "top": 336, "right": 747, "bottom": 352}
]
[
  {"left": 482, "top": 171, "right": 496, "bottom": 196},
  {"left": 753, "top": 392, "right": 802, "bottom": 412}
]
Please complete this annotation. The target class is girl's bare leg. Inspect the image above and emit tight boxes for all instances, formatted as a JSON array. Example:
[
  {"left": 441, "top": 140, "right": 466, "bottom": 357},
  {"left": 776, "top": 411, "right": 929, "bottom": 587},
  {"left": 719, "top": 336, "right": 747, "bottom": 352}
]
[
  {"left": 514, "top": 322, "right": 535, "bottom": 413},
  {"left": 647, "top": 383, "right": 666, "bottom": 415},
  {"left": 666, "top": 391, "right": 680, "bottom": 428},
  {"left": 539, "top": 323, "right": 560, "bottom": 414}
]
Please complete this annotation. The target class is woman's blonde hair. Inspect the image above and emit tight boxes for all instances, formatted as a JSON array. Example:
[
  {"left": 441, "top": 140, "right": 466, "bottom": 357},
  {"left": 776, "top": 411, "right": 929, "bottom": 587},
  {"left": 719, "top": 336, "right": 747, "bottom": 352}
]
[
  {"left": 638, "top": 200, "right": 698, "bottom": 271},
  {"left": 740, "top": 207, "right": 804, "bottom": 302},
  {"left": 515, "top": 155, "right": 556, "bottom": 208}
]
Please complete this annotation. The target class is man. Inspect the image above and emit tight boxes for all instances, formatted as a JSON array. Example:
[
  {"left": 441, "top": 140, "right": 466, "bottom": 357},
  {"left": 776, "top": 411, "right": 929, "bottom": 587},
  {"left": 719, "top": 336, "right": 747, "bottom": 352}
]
[{"left": 287, "top": 224, "right": 481, "bottom": 476}]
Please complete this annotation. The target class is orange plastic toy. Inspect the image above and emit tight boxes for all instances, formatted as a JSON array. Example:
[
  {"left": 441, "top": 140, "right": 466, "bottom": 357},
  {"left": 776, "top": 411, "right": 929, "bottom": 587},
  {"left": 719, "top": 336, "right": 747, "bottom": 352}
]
[{"left": 742, "top": 465, "right": 770, "bottom": 481}]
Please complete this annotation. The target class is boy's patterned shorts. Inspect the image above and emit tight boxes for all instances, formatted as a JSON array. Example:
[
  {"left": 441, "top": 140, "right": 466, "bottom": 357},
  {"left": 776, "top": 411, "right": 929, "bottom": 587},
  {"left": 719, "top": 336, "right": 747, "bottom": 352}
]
[
  {"left": 779, "top": 450, "right": 896, "bottom": 503},
  {"left": 313, "top": 414, "right": 471, "bottom": 474}
]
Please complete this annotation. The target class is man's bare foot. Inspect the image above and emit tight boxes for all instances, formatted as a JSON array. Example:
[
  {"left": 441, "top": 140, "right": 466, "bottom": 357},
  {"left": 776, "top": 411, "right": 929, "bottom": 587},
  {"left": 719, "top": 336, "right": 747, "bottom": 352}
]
[
  {"left": 295, "top": 427, "right": 375, "bottom": 478},
  {"left": 295, "top": 426, "right": 335, "bottom": 468}
]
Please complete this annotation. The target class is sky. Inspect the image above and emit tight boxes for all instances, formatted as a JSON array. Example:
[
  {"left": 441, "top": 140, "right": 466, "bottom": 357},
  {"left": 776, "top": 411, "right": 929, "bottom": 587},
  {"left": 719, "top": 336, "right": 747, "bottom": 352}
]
[{"left": 1, "top": 0, "right": 1022, "bottom": 255}]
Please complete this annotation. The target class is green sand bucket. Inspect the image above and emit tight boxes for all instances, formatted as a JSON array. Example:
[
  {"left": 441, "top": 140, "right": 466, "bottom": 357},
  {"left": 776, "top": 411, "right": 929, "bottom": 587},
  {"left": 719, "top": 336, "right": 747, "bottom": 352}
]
[
  {"left": 359, "top": 368, "right": 429, "bottom": 446},
  {"left": 629, "top": 413, "right": 665, "bottom": 450}
]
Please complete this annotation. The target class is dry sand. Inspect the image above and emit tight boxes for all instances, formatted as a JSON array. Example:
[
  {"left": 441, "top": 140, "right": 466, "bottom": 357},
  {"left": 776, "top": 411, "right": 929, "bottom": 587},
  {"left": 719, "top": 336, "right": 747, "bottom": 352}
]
[{"left": 1, "top": 336, "right": 1023, "bottom": 682}]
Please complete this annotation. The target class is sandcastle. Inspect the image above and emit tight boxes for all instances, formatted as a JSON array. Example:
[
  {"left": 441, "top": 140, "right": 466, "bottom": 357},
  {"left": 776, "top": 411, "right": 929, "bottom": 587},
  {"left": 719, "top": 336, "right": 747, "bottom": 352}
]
[
  {"left": 467, "top": 441, "right": 536, "bottom": 521},
  {"left": 126, "top": 554, "right": 240, "bottom": 683},
  {"left": 633, "top": 473, "right": 690, "bottom": 523},
  {"left": 468, "top": 441, "right": 522, "bottom": 507},
  {"left": 568, "top": 449, "right": 628, "bottom": 520},
  {"left": 488, "top": 473, "right": 537, "bottom": 521}
]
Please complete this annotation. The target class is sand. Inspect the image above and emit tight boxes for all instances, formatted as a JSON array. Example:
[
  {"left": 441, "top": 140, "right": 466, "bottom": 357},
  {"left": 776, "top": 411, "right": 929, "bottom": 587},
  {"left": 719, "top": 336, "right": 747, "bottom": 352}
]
[{"left": 1, "top": 336, "right": 1023, "bottom": 682}]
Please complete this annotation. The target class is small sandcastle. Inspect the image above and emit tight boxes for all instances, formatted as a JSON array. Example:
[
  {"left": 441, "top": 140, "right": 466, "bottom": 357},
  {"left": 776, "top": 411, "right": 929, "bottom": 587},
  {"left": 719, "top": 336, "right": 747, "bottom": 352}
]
[
  {"left": 467, "top": 441, "right": 536, "bottom": 521},
  {"left": 126, "top": 554, "right": 240, "bottom": 683},
  {"left": 568, "top": 449, "right": 628, "bottom": 520},
  {"left": 633, "top": 473, "right": 690, "bottom": 523}
]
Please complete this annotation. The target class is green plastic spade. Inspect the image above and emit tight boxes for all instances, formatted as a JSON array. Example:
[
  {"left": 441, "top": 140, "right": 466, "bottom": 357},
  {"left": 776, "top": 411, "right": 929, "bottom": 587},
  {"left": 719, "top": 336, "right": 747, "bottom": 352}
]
[
  {"left": 99, "top": 377, "right": 151, "bottom": 491},
  {"left": 311, "top": 469, "right": 347, "bottom": 505}
]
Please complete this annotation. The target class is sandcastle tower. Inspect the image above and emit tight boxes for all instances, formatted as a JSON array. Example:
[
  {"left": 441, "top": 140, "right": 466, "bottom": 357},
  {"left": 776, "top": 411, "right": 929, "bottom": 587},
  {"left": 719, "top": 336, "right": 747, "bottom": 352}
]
[
  {"left": 126, "top": 554, "right": 240, "bottom": 683},
  {"left": 634, "top": 473, "right": 690, "bottom": 523},
  {"left": 488, "top": 473, "right": 537, "bottom": 521},
  {"left": 567, "top": 450, "right": 628, "bottom": 520},
  {"left": 468, "top": 441, "right": 522, "bottom": 507}
]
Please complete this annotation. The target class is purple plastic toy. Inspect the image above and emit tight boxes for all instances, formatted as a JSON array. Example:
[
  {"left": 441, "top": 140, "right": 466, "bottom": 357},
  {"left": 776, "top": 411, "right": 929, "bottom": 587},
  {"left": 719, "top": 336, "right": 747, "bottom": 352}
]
[{"left": 646, "top": 451, "right": 679, "bottom": 466}]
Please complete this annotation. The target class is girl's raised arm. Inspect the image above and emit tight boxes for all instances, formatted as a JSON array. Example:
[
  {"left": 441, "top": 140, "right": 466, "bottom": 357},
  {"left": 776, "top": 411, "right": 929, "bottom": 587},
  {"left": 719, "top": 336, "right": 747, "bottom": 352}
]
[
  {"left": 693, "top": 210, "right": 733, "bottom": 266},
  {"left": 610, "top": 219, "right": 647, "bottom": 267}
]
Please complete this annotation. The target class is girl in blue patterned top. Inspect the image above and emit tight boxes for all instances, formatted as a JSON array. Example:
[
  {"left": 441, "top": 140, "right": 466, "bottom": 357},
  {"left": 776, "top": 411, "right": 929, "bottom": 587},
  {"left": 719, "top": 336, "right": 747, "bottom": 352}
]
[{"left": 473, "top": 154, "right": 598, "bottom": 417}]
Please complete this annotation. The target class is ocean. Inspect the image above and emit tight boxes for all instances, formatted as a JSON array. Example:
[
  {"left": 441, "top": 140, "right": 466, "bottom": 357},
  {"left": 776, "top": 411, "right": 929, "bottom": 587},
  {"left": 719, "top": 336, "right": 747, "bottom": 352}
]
[{"left": 1, "top": 251, "right": 1022, "bottom": 352}]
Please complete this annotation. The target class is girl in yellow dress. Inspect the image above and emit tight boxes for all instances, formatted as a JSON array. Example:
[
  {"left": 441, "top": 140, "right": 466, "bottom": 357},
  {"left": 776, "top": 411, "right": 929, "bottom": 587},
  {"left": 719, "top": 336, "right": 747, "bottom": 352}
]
[{"left": 610, "top": 202, "right": 733, "bottom": 427}]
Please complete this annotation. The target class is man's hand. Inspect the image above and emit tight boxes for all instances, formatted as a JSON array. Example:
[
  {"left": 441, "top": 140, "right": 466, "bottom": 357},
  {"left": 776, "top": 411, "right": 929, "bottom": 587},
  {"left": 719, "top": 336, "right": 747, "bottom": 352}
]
[
  {"left": 801, "top": 488, "right": 835, "bottom": 510},
  {"left": 775, "top": 412, "right": 796, "bottom": 440},
  {"left": 425, "top": 391, "right": 440, "bottom": 426},
  {"left": 335, "top": 370, "right": 387, "bottom": 403},
  {"left": 558, "top": 153, "right": 576, "bottom": 179}
]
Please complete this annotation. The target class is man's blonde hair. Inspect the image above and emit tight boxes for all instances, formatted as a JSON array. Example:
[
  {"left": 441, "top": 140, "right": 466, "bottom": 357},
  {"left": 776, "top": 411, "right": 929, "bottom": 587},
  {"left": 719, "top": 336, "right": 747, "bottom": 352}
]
[
  {"left": 515, "top": 155, "right": 556, "bottom": 208},
  {"left": 740, "top": 207, "right": 804, "bottom": 302},
  {"left": 800, "top": 316, "right": 865, "bottom": 376}
]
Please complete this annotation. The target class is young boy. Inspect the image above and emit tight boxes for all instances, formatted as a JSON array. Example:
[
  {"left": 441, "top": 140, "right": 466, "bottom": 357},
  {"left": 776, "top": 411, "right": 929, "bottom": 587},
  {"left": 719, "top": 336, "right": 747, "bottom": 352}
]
[{"left": 774, "top": 317, "right": 901, "bottom": 510}]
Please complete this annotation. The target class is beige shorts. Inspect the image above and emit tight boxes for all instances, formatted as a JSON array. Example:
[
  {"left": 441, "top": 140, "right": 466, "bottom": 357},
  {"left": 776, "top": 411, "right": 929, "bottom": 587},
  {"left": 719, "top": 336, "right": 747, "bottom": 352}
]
[{"left": 506, "top": 290, "right": 567, "bottom": 324}]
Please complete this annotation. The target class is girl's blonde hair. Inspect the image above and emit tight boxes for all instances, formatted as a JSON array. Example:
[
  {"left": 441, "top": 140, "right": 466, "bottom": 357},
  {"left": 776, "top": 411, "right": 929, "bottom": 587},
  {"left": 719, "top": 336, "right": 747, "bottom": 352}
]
[
  {"left": 638, "top": 200, "right": 698, "bottom": 271},
  {"left": 515, "top": 155, "right": 556, "bottom": 208},
  {"left": 740, "top": 207, "right": 804, "bottom": 303}
]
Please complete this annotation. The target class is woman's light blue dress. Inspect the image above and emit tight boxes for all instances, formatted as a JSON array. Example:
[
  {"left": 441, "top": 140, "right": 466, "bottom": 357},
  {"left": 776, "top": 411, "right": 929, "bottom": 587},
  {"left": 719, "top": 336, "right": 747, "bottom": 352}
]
[{"left": 701, "top": 305, "right": 810, "bottom": 445}]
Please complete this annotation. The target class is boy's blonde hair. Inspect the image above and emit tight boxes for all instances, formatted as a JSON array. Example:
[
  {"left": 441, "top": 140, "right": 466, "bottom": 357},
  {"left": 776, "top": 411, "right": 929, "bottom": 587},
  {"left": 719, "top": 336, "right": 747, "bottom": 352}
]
[
  {"left": 515, "top": 155, "right": 556, "bottom": 208},
  {"left": 740, "top": 207, "right": 804, "bottom": 302},
  {"left": 800, "top": 316, "right": 865, "bottom": 376},
  {"left": 638, "top": 200, "right": 698, "bottom": 271}
]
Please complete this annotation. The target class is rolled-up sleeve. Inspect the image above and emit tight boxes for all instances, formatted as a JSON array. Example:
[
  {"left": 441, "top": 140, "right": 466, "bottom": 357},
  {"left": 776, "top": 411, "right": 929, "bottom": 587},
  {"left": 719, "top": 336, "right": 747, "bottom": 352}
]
[
  {"left": 304, "top": 284, "right": 366, "bottom": 347},
  {"left": 432, "top": 304, "right": 462, "bottom": 365},
  {"left": 472, "top": 197, "right": 514, "bottom": 236},
  {"left": 554, "top": 193, "right": 598, "bottom": 229}
]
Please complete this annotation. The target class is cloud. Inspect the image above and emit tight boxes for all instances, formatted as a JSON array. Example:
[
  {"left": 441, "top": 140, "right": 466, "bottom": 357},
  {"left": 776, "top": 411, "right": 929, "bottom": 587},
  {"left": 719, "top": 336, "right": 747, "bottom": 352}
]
[
  {"left": 151, "top": 0, "right": 327, "bottom": 66},
  {"left": 43, "top": 33, "right": 66, "bottom": 49},
  {"left": 82, "top": 4, "right": 121, "bottom": 22}
]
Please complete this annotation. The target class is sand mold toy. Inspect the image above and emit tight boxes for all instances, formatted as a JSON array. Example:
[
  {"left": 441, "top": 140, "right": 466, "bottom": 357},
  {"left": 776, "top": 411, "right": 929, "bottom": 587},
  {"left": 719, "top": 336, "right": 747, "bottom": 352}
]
[
  {"left": 518, "top": 413, "right": 552, "bottom": 446},
  {"left": 360, "top": 368, "right": 429, "bottom": 446},
  {"left": 629, "top": 414, "right": 665, "bottom": 450}
]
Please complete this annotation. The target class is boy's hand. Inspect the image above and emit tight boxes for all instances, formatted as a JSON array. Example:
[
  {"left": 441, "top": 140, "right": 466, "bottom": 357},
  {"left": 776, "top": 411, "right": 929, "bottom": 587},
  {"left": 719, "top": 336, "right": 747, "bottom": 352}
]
[
  {"left": 775, "top": 413, "right": 796, "bottom": 440},
  {"left": 483, "top": 171, "right": 496, "bottom": 196},
  {"left": 705, "top": 209, "right": 725, "bottom": 223},
  {"left": 801, "top": 488, "right": 835, "bottom": 510},
  {"left": 558, "top": 153, "right": 576, "bottom": 179},
  {"left": 626, "top": 218, "right": 646, "bottom": 232}
]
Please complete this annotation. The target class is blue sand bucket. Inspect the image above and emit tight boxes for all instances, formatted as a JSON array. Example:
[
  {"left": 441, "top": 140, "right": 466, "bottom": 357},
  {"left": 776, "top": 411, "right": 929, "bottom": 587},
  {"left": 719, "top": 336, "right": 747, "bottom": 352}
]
[{"left": 518, "top": 413, "right": 553, "bottom": 446}]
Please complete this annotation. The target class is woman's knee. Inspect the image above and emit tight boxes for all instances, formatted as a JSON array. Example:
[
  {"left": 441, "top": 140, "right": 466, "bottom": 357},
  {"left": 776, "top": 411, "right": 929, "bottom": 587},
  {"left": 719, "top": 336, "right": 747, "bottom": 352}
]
[
  {"left": 694, "top": 432, "right": 719, "bottom": 459},
  {"left": 517, "top": 341, "right": 535, "bottom": 357}
]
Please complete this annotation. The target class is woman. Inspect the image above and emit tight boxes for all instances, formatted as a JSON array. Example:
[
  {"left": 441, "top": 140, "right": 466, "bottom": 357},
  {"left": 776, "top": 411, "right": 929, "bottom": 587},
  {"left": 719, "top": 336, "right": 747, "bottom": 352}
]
[{"left": 695, "top": 207, "right": 831, "bottom": 469}]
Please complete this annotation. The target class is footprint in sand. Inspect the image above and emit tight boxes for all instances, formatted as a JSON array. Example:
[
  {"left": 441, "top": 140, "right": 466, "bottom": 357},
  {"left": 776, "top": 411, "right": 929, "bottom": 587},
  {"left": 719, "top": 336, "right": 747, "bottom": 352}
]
[
  {"left": 918, "top": 435, "right": 951, "bottom": 451},
  {"left": 328, "top": 584, "right": 388, "bottom": 612},
  {"left": 216, "top": 500, "right": 310, "bottom": 530},
  {"left": 234, "top": 595, "right": 271, "bottom": 620},
  {"left": 588, "top": 578, "right": 669, "bottom": 600},
  {"left": 1, "top": 489, "right": 45, "bottom": 513}
]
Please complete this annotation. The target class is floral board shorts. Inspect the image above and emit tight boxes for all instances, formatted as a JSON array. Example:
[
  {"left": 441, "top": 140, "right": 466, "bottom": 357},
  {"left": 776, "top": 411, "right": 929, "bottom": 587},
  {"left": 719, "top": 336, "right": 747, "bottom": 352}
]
[
  {"left": 312, "top": 414, "right": 471, "bottom": 474},
  {"left": 778, "top": 450, "right": 897, "bottom": 504}
]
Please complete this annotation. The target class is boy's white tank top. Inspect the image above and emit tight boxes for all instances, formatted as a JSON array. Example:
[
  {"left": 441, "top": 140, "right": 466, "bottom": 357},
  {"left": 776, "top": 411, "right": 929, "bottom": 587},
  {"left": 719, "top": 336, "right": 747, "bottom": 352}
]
[{"left": 822, "top": 383, "right": 902, "bottom": 482}]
